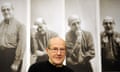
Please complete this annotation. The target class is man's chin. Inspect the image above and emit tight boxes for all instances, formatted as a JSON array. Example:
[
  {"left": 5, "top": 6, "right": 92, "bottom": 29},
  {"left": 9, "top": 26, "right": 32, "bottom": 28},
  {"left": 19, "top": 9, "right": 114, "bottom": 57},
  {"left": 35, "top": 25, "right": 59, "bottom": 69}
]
[
  {"left": 54, "top": 61, "right": 63, "bottom": 65},
  {"left": 106, "top": 30, "right": 113, "bottom": 34}
]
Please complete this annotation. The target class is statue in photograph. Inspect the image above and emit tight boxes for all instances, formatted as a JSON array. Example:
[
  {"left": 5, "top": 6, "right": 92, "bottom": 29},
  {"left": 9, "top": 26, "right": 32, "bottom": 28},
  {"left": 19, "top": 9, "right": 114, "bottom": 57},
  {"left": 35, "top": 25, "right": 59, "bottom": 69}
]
[
  {"left": 66, "top": 15, "right": 95, "bottom": 72},
  {"left": 31, "top": 17, "right": 58, "bottom": 63},
  {"left": 101, "top": 16, "right": 120, "bottom": 71}
]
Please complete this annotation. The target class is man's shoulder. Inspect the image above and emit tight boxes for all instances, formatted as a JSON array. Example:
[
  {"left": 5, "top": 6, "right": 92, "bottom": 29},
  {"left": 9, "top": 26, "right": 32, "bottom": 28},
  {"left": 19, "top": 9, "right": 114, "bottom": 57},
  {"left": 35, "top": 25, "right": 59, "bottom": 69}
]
[
  {"left": 46, "top": 29, "right": 58, "bottom": 37},
  {"left": 81, "top": 30, "right": 92, "bottom": 37},
  {"left": 114, "top": 31, "right": 120, "bottom": 35},
  {"left": 12, "top": 18, "right": 24, "bottom": 25},
  {"left": 31, "top": 61, "right": 47, "bottom": 67},
  {"left": 63, "top": 66, "right": 74, "bottom": 72},
  {"left": 82, "top": 30, "right": 91, "bottom": 34},
  {"left": 29, "top": 61, "right": 48, "bottom": 72}
]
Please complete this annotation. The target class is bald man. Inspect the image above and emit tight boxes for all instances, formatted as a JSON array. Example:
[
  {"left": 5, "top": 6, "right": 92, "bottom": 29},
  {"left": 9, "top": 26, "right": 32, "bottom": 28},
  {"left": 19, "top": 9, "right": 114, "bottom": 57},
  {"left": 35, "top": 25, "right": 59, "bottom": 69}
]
[
  {"left": 66, "top": 15, "right": 95, "bottom": 72},
  {"left": 31, "top": 17, "right": 58, "bottom": 63},
  {"left": 101, "top": 16, "right": 120, "bottom": 71},
  {"left": 0, "top": 2, "right": 25, "bottom": 72},
  {"left": 29, "top": 37, "right": 73, "bottom": 72}
]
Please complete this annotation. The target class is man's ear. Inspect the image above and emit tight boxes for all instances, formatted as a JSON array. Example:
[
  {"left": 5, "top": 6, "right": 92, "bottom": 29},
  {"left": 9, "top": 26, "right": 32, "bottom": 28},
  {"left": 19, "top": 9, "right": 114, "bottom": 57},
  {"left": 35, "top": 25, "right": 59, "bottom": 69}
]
[{"left": 46, "top": 48, "right": 49, "bottom": 53}]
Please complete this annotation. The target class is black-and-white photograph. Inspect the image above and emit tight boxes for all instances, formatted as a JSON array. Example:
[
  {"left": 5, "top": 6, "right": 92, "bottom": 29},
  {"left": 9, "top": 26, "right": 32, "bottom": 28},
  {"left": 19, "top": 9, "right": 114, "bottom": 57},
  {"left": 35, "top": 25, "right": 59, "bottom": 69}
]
[
  {"left": 0, "top": 0, "right": 27, "bottom": 72},
  {"left": 65, "top": 0, "right": 98, "bottom": 72},
  {"left": 1, "top": 0, "right": 120, "bottom": 72},
  {"left": 100, "top": 0, "right": 120, "bottom": 72}
]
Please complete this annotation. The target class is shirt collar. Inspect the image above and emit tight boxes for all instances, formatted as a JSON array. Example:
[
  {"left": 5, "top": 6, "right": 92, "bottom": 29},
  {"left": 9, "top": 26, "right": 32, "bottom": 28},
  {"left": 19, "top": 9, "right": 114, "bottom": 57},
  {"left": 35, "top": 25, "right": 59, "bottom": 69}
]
[
  {"left": 4, "top": 17, "right": 14, "bottom": 24},
  {"left": 103, "top": 31, "right": 114, "bottom": 36},
  {"left": 48, "top": 59, "right": 63, "bottom": 67}
]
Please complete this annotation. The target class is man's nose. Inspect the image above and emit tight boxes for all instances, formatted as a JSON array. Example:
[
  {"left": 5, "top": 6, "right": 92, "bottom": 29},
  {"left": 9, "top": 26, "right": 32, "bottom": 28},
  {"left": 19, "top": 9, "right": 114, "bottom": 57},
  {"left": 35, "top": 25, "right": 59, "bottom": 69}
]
[
  {"left": 75, "top": 23, "right": 80, "bottom": 28},
  {"left": 107, "top": 23, "right": 111, "bottom": 27},
  {"left": 56, "top": 50, "right": 61, "bottom": 55}
]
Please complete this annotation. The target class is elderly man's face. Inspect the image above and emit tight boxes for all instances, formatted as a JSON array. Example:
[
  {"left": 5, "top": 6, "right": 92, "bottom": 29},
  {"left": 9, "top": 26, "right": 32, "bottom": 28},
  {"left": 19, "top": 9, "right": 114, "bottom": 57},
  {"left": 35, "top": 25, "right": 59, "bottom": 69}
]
[
  {"left": 46, "top": 37, "right": 66, "bottom": 66},
  {"left": 70, "top": 20, "right": 81, "bottom": 32},
  {"left": 1, "top": 3, "right": 14, "bottom": 20},
  {"left": 37, "top": 24, "right": 46, "bottom": 34},
  {"left": 34, "top": 20, "right": 47, "bottom": 34},
  {"left": 103, "top": 18, "right": 114, "bottom": 33}
]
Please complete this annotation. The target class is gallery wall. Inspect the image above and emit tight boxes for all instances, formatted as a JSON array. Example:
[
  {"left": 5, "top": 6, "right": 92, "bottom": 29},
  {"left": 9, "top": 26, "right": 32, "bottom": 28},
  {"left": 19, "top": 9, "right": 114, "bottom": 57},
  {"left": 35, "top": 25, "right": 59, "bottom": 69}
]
[{"left": 0, "top": 0, "right": 120, "bottom": 72}]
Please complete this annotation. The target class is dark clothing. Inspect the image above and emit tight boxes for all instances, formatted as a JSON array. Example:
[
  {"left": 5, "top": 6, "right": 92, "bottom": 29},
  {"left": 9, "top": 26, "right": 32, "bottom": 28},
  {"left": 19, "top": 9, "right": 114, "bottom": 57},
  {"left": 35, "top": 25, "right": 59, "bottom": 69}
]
[
  {"left": 28, "top": 61, "right": 74, "bottom": 72},
  {"left": 67, "top": 62, "right": 93, "bottom": 72},
  {"left": 66, "top": 30, "right": 95, "bottom": 72},
  {"left": 0, "top": 18, "right": 25, "bottom": 72},
  {"left": 31, "top": 30, "right": 58, "bottom": 62},
  {"left": 0, "top": 48, "right": 22, "bottom": 72},
  {"left": 0, "top": 48, "right": 15, "bottom": 72},
  {"left": 101, "top": 31, "right": 120, "bottom": 71}
]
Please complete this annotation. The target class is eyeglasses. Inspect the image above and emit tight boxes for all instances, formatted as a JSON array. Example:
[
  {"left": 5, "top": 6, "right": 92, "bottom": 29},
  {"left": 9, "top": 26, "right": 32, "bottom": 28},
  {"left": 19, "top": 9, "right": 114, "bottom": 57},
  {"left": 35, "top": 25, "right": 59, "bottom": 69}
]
[{"left": 48, "top": 48, "right": 66, "bottom": 53}]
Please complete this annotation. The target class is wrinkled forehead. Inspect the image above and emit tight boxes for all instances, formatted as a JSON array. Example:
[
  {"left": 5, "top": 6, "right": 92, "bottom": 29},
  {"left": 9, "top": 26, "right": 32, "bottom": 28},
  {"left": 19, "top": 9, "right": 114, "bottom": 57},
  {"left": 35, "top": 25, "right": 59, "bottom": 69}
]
[
  {"left": 68, "top": 15, "right": 80, "bottom": 25},
  {"left": 34, "top": 18, "right": 46, "bottom": 26},
  {"left": 103, "top": 16, "right": 114, "bottom": 23},
  {"left": 49, "top": 37, "right": 66, "bottom": 48},
  {"left": 1, "top": 3, "right": 13, "bottom": 10}
]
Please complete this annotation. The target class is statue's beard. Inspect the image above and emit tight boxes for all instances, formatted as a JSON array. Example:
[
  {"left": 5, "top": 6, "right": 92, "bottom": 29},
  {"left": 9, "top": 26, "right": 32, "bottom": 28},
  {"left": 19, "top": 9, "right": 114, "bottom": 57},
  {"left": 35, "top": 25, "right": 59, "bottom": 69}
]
[
  {"left": 72, "top": 27, "right": 81, "bottom": 32},
  {"left": 105, "top": 29, "right": 113, "bottom": 34}
]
